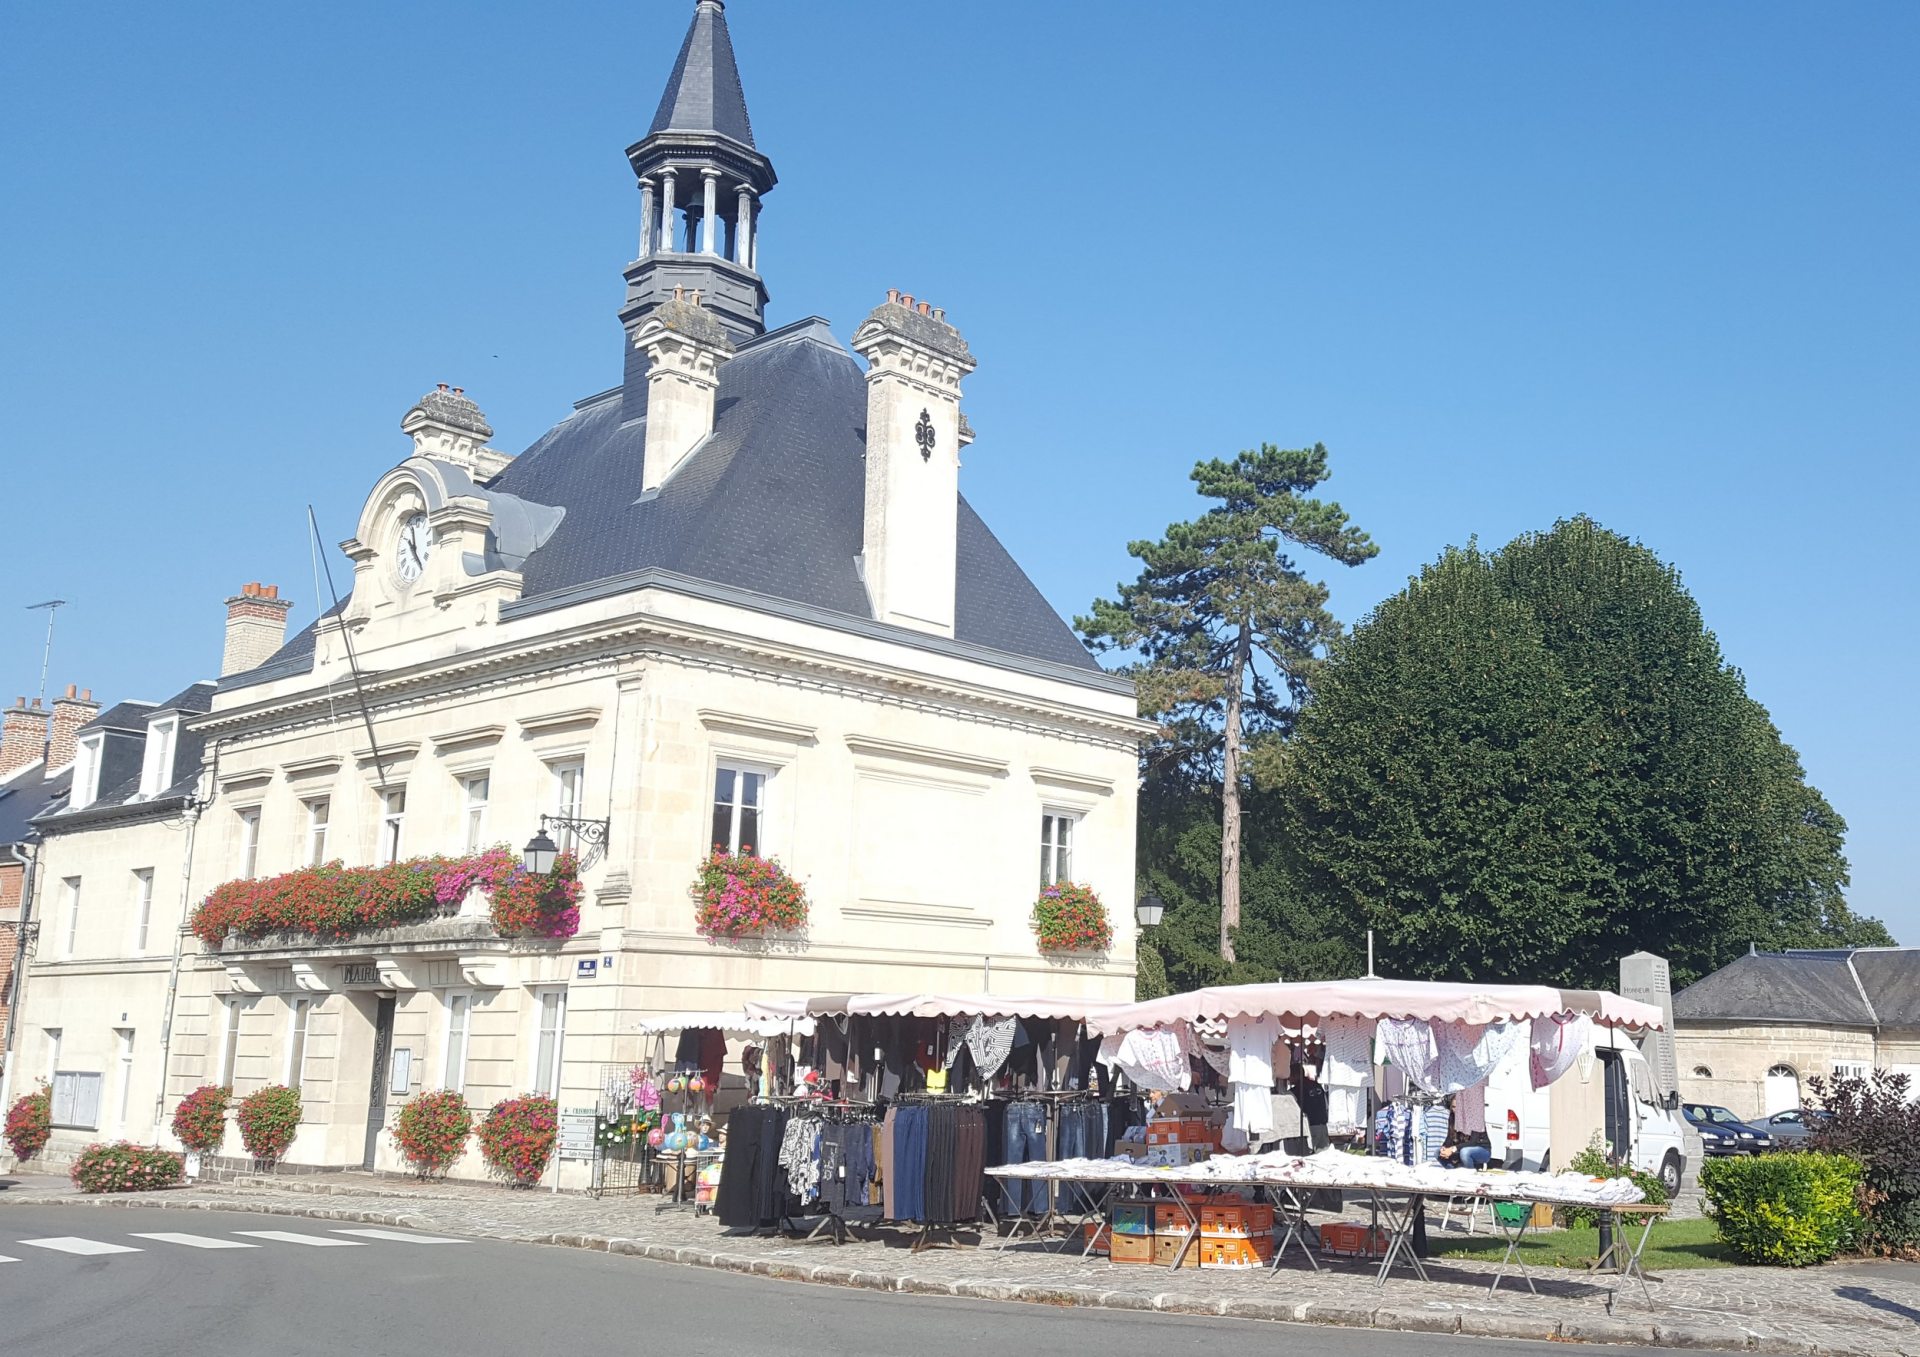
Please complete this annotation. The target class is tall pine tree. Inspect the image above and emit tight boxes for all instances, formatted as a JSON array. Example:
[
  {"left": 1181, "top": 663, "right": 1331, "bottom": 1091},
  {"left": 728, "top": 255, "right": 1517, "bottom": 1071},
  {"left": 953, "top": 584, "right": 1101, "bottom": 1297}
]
[{"left": 1079, "top": 443, "right": 1376, "bottom": 962}]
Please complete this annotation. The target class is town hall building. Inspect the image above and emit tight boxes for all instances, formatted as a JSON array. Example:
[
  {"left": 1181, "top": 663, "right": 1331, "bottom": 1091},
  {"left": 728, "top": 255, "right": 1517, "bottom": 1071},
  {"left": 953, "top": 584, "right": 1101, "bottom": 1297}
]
[{"left": 8, "top": 0, "right": 1145, "bottom": 1181}]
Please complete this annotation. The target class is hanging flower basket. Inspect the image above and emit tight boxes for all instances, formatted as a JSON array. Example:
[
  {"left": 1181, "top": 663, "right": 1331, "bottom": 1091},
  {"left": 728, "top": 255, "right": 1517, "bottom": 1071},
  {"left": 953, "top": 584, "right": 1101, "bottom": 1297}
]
[
  {"left": 691, "top": 850, "right": 808, "bottom": 939},
  {"left": 1032, "top": 882, "right": 1113, "bottom": 953},
  {"left": 477, "top": 1094, "right": 558, "bottom": 1187},
  {"left": 189, "top": 849, "right": 582, "bottom": 947},
  {"left": 170, "top": 1084, "right": 230, "bottom": 1155}
]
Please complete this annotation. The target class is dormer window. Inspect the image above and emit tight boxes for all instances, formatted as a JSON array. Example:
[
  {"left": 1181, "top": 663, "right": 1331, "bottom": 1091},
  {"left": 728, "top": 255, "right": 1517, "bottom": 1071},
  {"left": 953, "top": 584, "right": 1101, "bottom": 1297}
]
[
  {"left": 138, "top": 714, "right": 181, "bottom": 799},
  {"left": 69, "top": 732, "right": 105, "bottom": 810}
]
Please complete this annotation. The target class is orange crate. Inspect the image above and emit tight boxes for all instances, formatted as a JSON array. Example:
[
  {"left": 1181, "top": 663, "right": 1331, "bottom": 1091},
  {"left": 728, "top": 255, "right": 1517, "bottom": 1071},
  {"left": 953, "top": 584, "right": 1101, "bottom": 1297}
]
[
  {"left": 1109, "top": 1231, "right": 1155, "bottom": 1264},
  {"left": 1153, "top": 1232, "right": 1203, "bottom": 1269},
  {"left": 1318, "top": 1222, "right": 1387, "bottom": 1258},
  {"left": 1081, "top": 1221, "right": 1111, "bottom": 1254},
  {"left": 1152, "top": 1203, "right": 1194, "bottom": 1235},
  {"left": 1201, "top": 1236, "right": 1276, "bottom": 1269},
  {"left": 1201, "top": 1202, "right": 1275, "bottom": 1237},
  {"left": 1144, "top": 1121, "right": 1182, "bottom": 1145}
]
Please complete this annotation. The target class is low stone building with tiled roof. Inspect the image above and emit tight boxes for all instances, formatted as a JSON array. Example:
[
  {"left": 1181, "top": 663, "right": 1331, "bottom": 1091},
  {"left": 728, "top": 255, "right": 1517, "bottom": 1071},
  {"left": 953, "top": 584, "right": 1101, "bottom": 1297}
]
[{"left": 1672, "top": 947, "right": 1920, "bottom": 1120}]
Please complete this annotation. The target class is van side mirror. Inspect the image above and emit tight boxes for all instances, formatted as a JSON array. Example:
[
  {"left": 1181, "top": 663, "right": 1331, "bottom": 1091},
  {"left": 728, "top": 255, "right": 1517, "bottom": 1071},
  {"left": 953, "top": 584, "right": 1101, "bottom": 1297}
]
[{"left": 1664, "top": 1091, "right": 1680, "bottom": 1111}]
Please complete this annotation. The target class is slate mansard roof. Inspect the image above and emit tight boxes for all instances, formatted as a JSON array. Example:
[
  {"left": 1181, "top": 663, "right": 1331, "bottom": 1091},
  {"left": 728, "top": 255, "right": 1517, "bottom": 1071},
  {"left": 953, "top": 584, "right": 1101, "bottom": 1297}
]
[
  {"left": 232, "top": 319, "right": 1106, "bottom": 690},
  {"left": 35, "top": 681, "right": 217, "bottom": 829},
  {"left": 1674, "top": 948, "right": 1920, "bottom": 1030}
]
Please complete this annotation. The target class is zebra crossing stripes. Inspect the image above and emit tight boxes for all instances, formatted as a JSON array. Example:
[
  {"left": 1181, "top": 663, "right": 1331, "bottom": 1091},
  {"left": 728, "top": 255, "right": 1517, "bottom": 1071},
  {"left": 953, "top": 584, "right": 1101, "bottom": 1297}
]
[
  {"left": 232, "top": 1230, "right": 367, "bottom": 1247},
  {"left": 17, "top": 1237, "right": 143, "bottom": 1256},
  {"left": 129, "top": 1232, "right": 260, "bottom": 1249},
  {"left": 330, "top": 1228, "right": 466, "bottom": 1244}
]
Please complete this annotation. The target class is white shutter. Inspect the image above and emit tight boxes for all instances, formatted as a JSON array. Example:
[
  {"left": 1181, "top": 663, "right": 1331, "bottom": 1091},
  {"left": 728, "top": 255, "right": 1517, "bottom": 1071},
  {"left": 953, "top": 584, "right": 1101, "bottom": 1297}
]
[
  {"left": 49, "top": 1074, "right": 76, "bottom": 1126},
  {"left": 73, "top": 1073, "right": 102, "bottom": 1130}
]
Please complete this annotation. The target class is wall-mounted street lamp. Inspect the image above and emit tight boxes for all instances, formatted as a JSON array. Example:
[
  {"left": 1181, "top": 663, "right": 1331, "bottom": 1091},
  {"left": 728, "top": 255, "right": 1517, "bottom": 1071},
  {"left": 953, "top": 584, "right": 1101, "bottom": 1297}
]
[
  {"left": 1134, "top": 891, "right": 1165, "bottom": 929},
  {"left": 522, "top": 813, "right": 611, "bottom": 874}
]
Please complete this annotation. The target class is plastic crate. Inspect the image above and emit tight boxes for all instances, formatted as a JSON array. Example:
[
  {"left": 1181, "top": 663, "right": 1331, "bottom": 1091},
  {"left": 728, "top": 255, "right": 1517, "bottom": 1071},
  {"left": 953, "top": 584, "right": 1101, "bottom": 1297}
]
[
  {"left": 1201, "top": 1201, "right": 1275, "bottom": 1237},
  {"left": 1318, "top": 1222, "right": 1388, "bottom": 1258},
  {"left": 1110, "top": 1202, "right": 1152, "bottom": 1236}
]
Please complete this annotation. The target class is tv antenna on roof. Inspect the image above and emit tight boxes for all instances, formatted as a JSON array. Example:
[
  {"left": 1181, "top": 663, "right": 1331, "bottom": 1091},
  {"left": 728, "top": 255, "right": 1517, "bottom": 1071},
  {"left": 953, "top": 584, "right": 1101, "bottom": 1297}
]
[{"left": 26, "top": 599, "right": 65, "bottom": 706}]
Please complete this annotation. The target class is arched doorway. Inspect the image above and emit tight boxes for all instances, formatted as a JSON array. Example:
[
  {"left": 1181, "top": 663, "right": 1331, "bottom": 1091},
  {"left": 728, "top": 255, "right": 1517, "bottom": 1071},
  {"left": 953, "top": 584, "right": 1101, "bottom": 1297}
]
[{"left": 1764, "top": 1063, "right": 1800, "bottom": 1116}]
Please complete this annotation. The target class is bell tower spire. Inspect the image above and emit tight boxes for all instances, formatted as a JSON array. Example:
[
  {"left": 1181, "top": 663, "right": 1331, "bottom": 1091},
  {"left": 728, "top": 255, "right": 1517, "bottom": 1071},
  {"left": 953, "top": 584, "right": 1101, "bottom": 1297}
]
[{"left": 621, "top": 0, "right": 776, "bottom": 376}]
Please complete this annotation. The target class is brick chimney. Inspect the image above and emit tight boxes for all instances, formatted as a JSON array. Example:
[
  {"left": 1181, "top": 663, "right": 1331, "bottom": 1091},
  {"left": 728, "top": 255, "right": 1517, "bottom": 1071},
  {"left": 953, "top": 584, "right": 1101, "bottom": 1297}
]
[
  {"left": 47, "top": 684, "right": 99, "bottom": 770},
  {"left": 223, "top": 582, "right": 294, "bottom": 677},
  {"left": 0, "top": 697, "right": 49, "bottom": 779}
]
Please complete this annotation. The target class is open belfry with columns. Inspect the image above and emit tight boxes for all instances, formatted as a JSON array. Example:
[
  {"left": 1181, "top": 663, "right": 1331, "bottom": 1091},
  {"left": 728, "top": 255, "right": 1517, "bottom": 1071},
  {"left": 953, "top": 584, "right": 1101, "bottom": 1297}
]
[{"left": 3, "top": 0, "right": 1146, "bottom": 1183}]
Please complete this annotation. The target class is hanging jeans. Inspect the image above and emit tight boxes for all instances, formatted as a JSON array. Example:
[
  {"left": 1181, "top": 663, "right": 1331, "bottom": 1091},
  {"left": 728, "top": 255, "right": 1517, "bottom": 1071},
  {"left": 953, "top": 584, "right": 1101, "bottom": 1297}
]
[
  {"left": 1055, "top": 1102, "right": 1106, "bottom": 1212},
  {"left": 1001, "top": 1102, "right": 1048, "bottom": 1215},
  {"left": 893, "top": 1106, "right": 929, "bottom": 1222}
]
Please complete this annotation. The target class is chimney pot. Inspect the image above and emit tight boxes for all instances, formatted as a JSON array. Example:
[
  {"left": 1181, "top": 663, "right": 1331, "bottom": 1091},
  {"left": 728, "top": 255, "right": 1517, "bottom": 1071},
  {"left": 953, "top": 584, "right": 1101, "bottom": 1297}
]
[
  {"left": 31, "top": 698, "right": 42, "bottom": 709},
  {"left": 887, "top": 288, "right": 899, "bottom": 304},
  {"left": 932, "top": 307, "right": 945, "bottom": 321},
  {"left": 918, "top": 301, "right": 930, "bottom": 316},
  {"left": 900, "top": 294, "right": 913, "bottom": 309},
  {"left": 438, "top": 383, "right": 448, "bottom": 392},
  {"left": 65, "top": 683, "right": 76, "bottom": 699},
  {"left": 453, "top": 387, "right": 463, "bottom": 396},
  {"left": 81, "top": 688, "right": 91, "bottom": 701}
]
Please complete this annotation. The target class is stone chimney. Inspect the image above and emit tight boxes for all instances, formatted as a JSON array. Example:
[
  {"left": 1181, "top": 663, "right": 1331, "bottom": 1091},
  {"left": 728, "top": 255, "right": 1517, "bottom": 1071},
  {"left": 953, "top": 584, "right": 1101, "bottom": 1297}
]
[
  {"left": 849, "top": 291, "right": 977, "bottom": 637},
  {"left": 0, "top": 697, "right": 49, "bottom": 779},
  {"left": 223, "top": 583, "right": 294, "bottom": 677},
  {"left": 401, "top": 384, "right": 512, "bottom": 480},
  {"left": 633, "top": 288, "right": 734, "bottom": 493},
  {"left": 47, "top": 684, "right": 99, "bottom": 770}
]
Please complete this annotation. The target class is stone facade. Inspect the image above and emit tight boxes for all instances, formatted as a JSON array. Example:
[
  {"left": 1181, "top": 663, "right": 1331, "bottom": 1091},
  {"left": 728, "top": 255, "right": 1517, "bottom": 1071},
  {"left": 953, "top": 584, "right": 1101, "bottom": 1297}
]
[{"left": 1675, "top": 1019, "right": 1920, "bottom": 1119}]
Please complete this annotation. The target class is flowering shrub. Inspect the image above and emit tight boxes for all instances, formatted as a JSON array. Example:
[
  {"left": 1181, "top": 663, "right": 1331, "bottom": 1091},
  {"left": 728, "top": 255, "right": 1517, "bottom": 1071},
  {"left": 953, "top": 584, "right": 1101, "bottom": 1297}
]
[
  {"left": 477, "top": 1094, "right": 558, "bottom": 1186},
  {"left": 5, "top": 1085, "right": 51, "bottom": 1162},
  {"left": 1031, "top": 882, "right": 1113, "bottom": 952},
  {"left": 170, "top": 1084, "right": 230, "bottom": 1154},
  {"left": 189, "top": 849, "right": 581, "bottom": 947},
  {"left": 392, "top": 1089, "right": 473, "bottom": 1177},
  {"left": 70, "top": 1142, "right": 186, "bottom": 1194},
  {"left": 1808, "top": 1069, "right": 1920, "bottom": 1252},
  {"left": 691, "top": 850, "right": 808, "bottom": 938},
  {"left": 236, "top": 1084, "right": 303, "bottom": 1163}
]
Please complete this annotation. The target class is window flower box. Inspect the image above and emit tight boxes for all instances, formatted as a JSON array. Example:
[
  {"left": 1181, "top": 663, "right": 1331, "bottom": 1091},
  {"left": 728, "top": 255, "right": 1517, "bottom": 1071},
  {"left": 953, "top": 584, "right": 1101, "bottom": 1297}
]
[
  {"left": 691, "top": 850, "right": 808, "bottom": 939},
  {"left": 1032, "top": 882, "right": 1112, "bottom": 954}
]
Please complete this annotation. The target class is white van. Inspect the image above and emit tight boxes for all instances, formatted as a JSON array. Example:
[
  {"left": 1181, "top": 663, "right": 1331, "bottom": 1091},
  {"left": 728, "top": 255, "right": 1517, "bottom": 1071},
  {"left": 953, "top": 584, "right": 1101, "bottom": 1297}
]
[{"left": 1484, "top": 1026, "right": 1688, "bottom": 1194}]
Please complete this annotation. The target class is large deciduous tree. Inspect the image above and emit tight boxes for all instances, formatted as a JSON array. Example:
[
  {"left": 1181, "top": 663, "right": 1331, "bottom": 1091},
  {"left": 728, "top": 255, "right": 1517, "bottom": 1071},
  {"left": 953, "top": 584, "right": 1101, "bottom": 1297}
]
[
  {"left": 1274, "top": 517, "right": 1889, "bottom": 989},
  {"left": 1078, "top": 443, "right": 1376, "bottom": 963}
]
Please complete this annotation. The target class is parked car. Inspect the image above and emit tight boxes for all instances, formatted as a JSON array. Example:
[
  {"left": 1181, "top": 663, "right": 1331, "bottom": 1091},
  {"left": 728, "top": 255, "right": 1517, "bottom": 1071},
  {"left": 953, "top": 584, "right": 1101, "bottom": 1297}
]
[
  {"left": 1762, "top": 1108, "right": 1831, "bottom": 1145},
  {"left": 1682, "top": 1103, "right": 1775, "bottom": 1154}
]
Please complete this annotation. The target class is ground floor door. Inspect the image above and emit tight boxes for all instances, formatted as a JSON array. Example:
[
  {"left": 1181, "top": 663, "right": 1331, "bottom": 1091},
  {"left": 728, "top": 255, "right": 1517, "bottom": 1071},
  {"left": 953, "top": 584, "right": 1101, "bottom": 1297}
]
[
  {"left": 363, "top": 996, "right": 397, "bottom": 1170},
  {"left": 1763, "top": 1065, "right": 1800, "bottom": 1116}
]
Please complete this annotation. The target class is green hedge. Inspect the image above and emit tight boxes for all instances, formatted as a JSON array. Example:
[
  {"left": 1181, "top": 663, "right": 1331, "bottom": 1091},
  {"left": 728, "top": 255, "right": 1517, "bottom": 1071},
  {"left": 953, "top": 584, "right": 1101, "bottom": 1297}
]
[{"left": 1701, "top": 1151, "right": 1864, "bottom": 1266}]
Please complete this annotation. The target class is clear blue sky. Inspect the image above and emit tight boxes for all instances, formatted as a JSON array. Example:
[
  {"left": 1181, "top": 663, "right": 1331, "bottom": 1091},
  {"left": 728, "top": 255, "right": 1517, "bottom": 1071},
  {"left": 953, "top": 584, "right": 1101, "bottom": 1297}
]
[{"left": 3, "top": 3, "right": 1914, "bottom": 938}]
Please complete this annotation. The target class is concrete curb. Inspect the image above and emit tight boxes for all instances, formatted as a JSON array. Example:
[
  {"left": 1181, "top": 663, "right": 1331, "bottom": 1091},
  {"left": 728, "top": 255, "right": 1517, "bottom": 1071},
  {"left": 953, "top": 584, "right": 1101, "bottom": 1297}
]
[{"left": 0, "top": 1192, "right": 1897, "bottom": 1356}]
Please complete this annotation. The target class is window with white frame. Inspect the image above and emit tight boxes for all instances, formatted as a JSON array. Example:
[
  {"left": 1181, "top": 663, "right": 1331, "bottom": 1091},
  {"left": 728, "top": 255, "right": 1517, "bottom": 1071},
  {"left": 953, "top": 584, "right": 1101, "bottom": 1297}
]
[
  {"left": 138, "top": 714, "right": 180, "bottom": 797},
  {"left": 551, "top": 760, "right": 585, "bottom": 855},
  {"left": 114, "top": 1029, "right": 135, "bottom": 1133},
  {"left": 285, "top": 996, "right": 311, "bottom": 1089},
  {"left": 462, "top": 773, "right": 491, "bottom": 852},
  {"left": 236, "top": 806, "right": 262, "bottom": 877},
  {"left": 304, "top": 796, "right": 331, "bottom": 866},
  {"left": 711, "top": 762, "right": 768, "bottom": 856},
  {"left": 61, "top": 876, "right": 82, "bottom": 956},
  {"left": 530, "top": 988, "right": 567, "bottom": 1098},
  {"left": 443, "top": 993, "right": 471, "bottom": 1094},
  {"left": 131, "top": 868, "right": 155, "bottom": 952},
  {"left": 1039, "top": 812, "right": 1077, "bottom": 888},
  {"left": 217, "top": 996, "right": 250, "bottom": 1087},
  {"left": 378, "top": 787, "right": 407, "bottom": 865},
  {"left": 69, "top": 732, "right": 104, "bottom": 808}
]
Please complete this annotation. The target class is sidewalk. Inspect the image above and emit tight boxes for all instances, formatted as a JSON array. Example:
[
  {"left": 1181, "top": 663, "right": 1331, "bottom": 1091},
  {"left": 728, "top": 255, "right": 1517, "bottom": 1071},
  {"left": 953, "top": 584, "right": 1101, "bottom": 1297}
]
[{"left": 2, "top": 1171, "right": 1914, "bottom": 1355}]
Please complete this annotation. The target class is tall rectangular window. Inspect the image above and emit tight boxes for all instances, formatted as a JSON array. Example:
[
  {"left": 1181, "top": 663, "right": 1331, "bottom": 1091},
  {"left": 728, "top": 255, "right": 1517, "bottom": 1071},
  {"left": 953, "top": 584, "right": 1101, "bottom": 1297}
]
[
  {"left": 237, "top": 806, "right": 262, "bottom": 877},
  {"left": 218, "top": 997, "right": 248, "bottom": 1087},
  {"left": 304, "top": 797, "right": 331, "bottom": 866},
  {"left": 462, "top": 774, "right": 491, "bottom": 852},
  {"left": 114, "top": 1029, "right": 136, "bottom": 1133},
  {"left": 131, "top": 868, "right": 155, "bottom": 952},
  {"left": 139, "top": 715, "right": 180, "bottom": 797},
  {"left": 61, "top": 876, "right": 82, "bottom": 956},
  {"left": 44, "top": 1028, "right": 62, "bottom": 1085},
  {"left": 532, "top": 988, "right": 567, "bottom": 1098},
  {"left": 711, "top": 764, "right": 766, "bottom": 856},
  {"left": 1040, "top": 812, "right": 1076, "bottom": 888},
  {"left": 285, "top": 996, "right": 311, "bottom": 1089},
  {"left": 379, "top": 787, "right": 407, "bottom": 865},
  {"left": 443, "top": 993, "right": 471, "bottom": 1094},
  {"left": 551, "top": 761, "right": 584, "bottom": 855}
]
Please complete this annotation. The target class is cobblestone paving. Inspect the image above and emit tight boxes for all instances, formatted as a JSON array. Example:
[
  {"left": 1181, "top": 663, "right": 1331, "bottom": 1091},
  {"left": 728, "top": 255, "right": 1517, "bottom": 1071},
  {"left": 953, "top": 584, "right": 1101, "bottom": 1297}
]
[{"left": 3, "top": 1172, "right": 1914, "bottom": 1355}]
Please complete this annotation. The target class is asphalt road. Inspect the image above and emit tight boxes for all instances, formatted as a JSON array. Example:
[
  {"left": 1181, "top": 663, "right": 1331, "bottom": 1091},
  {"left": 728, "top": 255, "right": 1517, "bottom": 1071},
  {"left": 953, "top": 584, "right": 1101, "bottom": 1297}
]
[{"left": 0, "top": 1204, "right": 1696, "bottom": 1357}]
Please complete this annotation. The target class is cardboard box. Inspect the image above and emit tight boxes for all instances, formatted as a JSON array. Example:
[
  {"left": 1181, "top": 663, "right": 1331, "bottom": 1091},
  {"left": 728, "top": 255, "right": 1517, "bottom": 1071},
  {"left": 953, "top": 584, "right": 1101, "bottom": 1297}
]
[
  {"left": 1201, "top": 1235, "right": 1276, "bottom": 1269},
  {"left": 1144, "top": 1143, "right": 1211, "bottom": 1168},
  {"left": 1152, "top": 1202, "right": 1193, "bottom": 1235},
  {"left": 1201, "top": 1201, "right": 1275, "bottom": 1237},
  {"left": 1109, "top": 1202, "right": 1152, "bottom": 1236},
  {"left": 1318, "top": 1222, "right": 1388, "bottom": 1258},
  {"left": 1109, "top": 1231, "right": 1155, "bottom": 1264},
  {"left": 1153, "top": 1232, "right": 1203, "bottom": 1269}
]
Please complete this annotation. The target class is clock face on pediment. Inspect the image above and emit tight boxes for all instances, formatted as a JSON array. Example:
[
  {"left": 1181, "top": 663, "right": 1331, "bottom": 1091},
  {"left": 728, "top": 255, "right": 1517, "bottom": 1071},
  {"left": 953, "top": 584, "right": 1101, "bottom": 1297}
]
[{"left": 393, "top": 512, "right": 432, "bottom": 584}]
